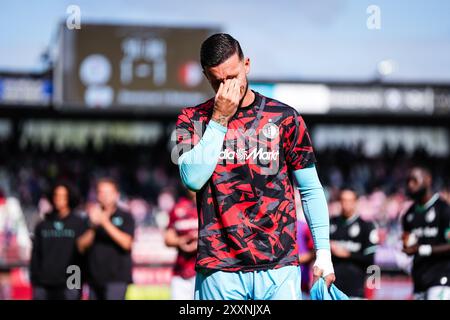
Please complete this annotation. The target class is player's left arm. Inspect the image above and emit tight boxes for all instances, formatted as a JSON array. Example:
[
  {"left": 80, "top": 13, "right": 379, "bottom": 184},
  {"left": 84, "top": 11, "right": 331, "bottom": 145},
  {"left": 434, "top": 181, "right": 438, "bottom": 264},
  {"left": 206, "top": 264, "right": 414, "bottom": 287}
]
[
  {"left": 283, "top": 109, "right": 334, "bottom": 286},
  {"left": 294, "top": 165, "right": 335, "bottom": 286}
]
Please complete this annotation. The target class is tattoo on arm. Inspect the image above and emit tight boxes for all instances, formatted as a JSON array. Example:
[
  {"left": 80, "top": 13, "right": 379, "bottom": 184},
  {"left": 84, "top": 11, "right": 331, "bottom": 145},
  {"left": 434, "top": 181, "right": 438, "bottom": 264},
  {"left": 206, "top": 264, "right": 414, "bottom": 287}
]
[{"left": 212, "top": 114, "right": 228, "bottom": 127}]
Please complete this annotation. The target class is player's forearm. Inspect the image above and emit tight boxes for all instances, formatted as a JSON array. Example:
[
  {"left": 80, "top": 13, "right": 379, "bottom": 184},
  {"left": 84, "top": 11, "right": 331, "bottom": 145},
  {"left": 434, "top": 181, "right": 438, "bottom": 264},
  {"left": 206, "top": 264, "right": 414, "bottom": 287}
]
[
  {"left": 295, "top": 166, "right": 334, "bottom": 275},
  {"left": 294, "top": 164, "right": 330, "bottom": 251},
  {"left": 164, "top": 228, "right": 180, "bottom": 248},
  {"left": 77, "top": 229, "right": 96, "bottom": 253},
  {"left": 179, "top": 120, "right": 227, "bottom": 191}
]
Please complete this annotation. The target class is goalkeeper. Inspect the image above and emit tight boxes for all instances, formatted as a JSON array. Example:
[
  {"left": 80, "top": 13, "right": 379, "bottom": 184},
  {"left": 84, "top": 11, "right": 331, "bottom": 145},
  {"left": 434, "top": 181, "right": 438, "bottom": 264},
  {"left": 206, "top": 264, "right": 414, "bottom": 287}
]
[{"left": 175, "top": 33, "right": 335, "bottom": 300}]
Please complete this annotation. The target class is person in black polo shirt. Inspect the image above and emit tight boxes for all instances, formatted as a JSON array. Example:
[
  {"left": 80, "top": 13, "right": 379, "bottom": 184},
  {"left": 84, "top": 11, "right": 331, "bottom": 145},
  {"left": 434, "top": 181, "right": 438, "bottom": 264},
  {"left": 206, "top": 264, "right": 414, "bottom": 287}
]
[
  {"left": 402, "top": 166, "right": 450, "bottom": 300},
  {"left": 77, "top": 178, "right": 135, "bottom": 300},
  {"left": 329, "top": 188, "right": 378, "bottom": 299},
  {"left": 30, "top": 182, "right": 86, "bottom": 300}
]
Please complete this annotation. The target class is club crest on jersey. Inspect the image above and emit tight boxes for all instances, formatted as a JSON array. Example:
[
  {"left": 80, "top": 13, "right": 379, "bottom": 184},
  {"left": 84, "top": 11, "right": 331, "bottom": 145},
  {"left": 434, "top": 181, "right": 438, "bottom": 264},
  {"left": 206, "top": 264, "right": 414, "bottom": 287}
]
[
  {"left": 262, "top": 122, "right": 279, "bottom": 139},
  {"left": 425, "top": 208, "right": 436, "bottom": 223},
  {"left": 54, "top": 221, "right": 64, "bottom": 230},
  {"left": 112, "top": 216, "right": 123, "bottom": 226},
  {"left": 348, "top": 223, "right": 360, "bottom": 238},
  {"left": 236, "top": 149, "right": 248, "bottom": 161}
]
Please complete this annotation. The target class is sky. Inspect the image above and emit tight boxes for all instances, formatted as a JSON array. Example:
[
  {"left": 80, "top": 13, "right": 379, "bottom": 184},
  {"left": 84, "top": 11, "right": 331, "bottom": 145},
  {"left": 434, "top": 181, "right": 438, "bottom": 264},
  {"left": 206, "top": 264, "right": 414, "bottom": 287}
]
[{"left": 1, "top": 0, "right": 450, "bottom": 83}]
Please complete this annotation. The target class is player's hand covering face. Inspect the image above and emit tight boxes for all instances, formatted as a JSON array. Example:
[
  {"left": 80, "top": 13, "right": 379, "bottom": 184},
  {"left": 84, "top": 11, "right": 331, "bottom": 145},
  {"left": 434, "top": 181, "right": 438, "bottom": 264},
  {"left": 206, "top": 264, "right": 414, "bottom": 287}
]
[
  {"left": 204, "top": 52, "right": 250, "bottom": 108},
  {"left": 205, "top": 55, "right": 250, "bottom": 126}
]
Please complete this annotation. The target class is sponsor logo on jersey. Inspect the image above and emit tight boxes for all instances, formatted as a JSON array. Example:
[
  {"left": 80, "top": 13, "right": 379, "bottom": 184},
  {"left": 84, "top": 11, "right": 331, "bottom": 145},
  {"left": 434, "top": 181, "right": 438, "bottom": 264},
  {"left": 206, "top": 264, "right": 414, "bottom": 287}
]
[
  {"left": 43, "top": 223, "right": 75, "bottom": 238},
  {"left": 218, "top": 148, "right": 279, "bottom": 162},
  {"left": 411, "top": 226, "right": 439, "bottom": 238}
]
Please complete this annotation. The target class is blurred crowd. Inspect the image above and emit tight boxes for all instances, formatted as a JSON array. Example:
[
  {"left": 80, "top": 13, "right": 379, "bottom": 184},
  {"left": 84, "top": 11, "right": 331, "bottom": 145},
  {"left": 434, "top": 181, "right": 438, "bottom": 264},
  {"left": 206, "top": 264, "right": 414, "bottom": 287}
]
[
  {"left": 0, "top": 135, "right": 449, "bottom": 270},
  {"left": 0, "top": 136, "right": 180, "bottom": 231}
]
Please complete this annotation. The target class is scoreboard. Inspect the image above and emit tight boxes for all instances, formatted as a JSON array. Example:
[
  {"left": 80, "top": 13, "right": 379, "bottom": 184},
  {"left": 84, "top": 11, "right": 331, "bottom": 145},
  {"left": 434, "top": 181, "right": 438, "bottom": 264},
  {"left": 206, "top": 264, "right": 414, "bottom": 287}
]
[{"left": 53, "top": 24, "right": 218, "bottom": 111}]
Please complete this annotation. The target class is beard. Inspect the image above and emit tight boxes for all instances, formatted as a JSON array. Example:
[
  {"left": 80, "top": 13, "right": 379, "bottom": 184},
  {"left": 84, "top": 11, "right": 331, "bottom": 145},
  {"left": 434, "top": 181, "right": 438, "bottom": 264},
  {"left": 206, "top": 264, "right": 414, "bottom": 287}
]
[
  {"left": 238, "top": 77, "right": 249, "bottom": 107},
  {"left": 407, "top": 186, "right": 427, "bottom": 201}
]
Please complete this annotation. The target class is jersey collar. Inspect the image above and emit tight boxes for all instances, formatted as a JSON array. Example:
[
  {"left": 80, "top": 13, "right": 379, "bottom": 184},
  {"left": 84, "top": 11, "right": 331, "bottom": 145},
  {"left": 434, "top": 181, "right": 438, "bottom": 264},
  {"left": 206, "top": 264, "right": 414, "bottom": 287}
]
[
  {"left": 344, "top": 213, "right": 360, "bottom": 225},
  {"left": 416, "top": 193, "right": 440, "bottom": 212}
]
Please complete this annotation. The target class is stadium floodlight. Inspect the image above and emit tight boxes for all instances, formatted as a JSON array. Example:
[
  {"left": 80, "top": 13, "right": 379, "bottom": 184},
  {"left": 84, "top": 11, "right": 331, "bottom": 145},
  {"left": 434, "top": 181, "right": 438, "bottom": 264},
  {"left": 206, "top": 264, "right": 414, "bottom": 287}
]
[{"left": 377, "top": 59, "right": 397, "bottom": 77}]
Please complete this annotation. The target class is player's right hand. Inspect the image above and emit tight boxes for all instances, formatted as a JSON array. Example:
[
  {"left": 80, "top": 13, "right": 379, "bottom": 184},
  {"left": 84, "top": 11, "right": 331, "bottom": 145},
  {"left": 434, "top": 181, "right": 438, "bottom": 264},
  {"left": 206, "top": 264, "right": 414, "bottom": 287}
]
[
  {"left": 313, "top": 266, "right": 336, "bottom": 288},
  {"left": 312, "top": 249, "right": 336, "bottom": 288},
  {"left": 212, "top": 78, "right": 241, "bottom": 126},
  {"left": 87, "top": 204, "right": 103, "bottom": 226},
  {"left": 178, "top": 234, "right": 198, "bottom": 253}
]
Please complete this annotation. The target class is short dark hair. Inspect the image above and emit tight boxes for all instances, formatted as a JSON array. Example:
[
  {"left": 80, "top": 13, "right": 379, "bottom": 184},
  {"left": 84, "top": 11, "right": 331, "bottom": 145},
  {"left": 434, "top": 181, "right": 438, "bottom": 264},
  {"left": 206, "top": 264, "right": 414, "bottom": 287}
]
[
  {"left": 200, "top": 33, "right": 244, "bottom": 69},
  {"left": 96, "top": 177, "right": 119, "bottom": 191},
  {"left": 339, "top": 187, "right": 359, "bottom": 199}
]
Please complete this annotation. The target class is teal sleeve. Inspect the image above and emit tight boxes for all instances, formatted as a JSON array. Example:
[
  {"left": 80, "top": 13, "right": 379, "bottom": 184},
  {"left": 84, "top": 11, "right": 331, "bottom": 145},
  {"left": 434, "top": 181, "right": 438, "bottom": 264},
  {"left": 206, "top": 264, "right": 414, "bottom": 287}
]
[
  {"left": 178, "top": 120, "right": 227, "bottom": 191},
  {"left": 293, "top": 164, "right": 330, "bottom": 250}
]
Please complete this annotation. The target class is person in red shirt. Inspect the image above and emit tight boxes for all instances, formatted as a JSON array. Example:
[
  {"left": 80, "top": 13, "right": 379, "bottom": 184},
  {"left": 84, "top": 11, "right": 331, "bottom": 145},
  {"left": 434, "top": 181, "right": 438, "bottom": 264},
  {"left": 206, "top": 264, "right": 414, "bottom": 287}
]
[{"left": 164, "top": 189, "right": 198, "bottom": 300}]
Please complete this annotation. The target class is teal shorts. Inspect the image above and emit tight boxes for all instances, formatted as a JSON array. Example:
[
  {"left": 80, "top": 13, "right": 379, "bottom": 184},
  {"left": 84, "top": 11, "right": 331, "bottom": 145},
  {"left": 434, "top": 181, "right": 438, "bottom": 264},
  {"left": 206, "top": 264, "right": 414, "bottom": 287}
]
[{"left": 194, "top": 265, "right": 302, "bottom": 300}]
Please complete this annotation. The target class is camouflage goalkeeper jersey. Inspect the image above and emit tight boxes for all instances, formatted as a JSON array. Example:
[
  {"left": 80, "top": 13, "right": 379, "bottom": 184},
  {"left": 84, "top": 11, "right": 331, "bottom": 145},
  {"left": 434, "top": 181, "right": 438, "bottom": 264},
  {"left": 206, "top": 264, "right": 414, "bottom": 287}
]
[{"left": 176, "top": 91, "right": 316, "bottom": 272}]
